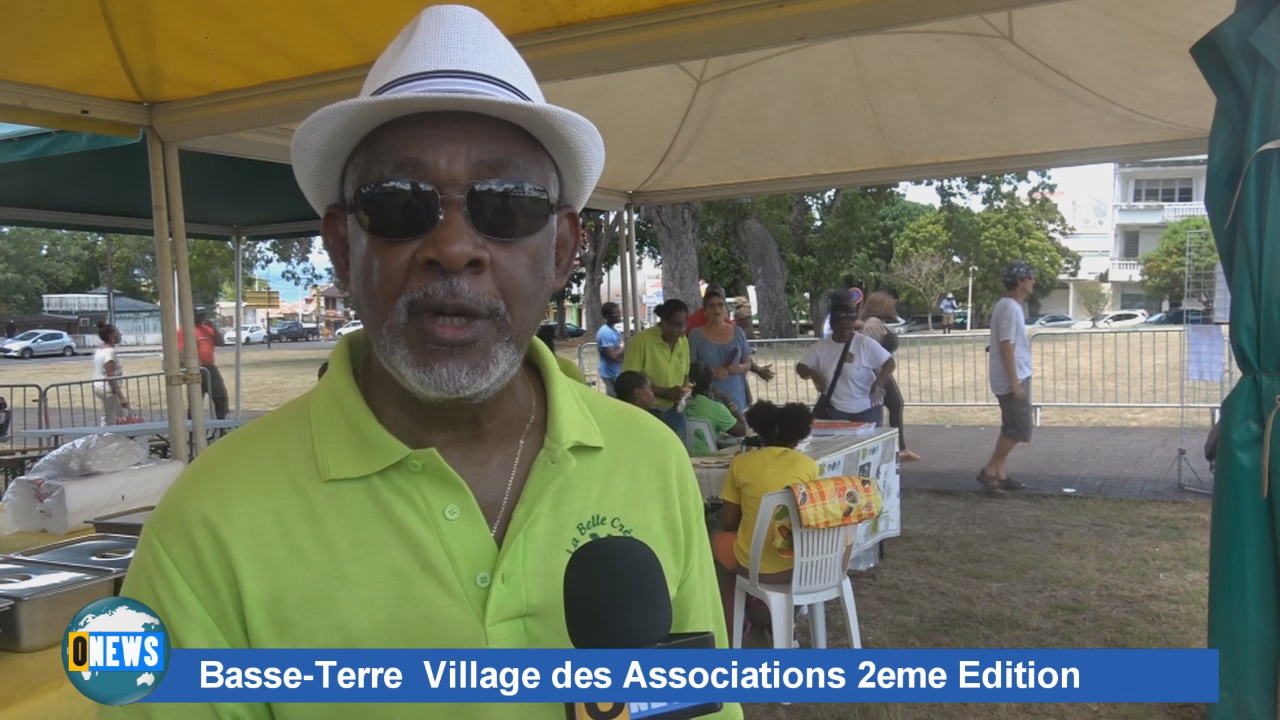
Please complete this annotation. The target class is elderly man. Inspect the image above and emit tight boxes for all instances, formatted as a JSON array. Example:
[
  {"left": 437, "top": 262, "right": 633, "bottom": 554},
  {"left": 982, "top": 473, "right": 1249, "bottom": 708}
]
[{"left": 107, "top": 7, "right": 735, "bottom": 720}]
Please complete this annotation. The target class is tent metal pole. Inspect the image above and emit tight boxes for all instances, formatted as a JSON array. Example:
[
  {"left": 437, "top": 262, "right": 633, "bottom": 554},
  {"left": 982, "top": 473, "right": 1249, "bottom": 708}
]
[
  {"left": 162, "top": 142, "right": 208, "bottom": 456},
  {"left": 233, "top": 230, "right": 243, "bottom": 421},
  {"left": 627, "top": 205, "right": 641, "bottom": 328},
  {"left": 144, "top": 130, "right": 188, "bottom": 461},
  {"left": 104, "top": 235, "right": 115, "bottom": 326},
  {"left": 616, "top": 210, "right": 631, "bottom": 337}
]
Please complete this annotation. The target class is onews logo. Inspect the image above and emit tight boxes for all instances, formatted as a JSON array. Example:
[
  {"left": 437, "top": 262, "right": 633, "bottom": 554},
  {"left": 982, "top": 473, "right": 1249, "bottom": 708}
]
[{"left": 62, "top": 597, "right": 171, "bottom": 706}]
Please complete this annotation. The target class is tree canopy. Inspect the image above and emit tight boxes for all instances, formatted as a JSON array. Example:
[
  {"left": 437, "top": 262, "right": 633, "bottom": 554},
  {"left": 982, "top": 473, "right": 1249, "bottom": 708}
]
[
  {"left": 0, "top": 227, "right": 322, "bottom": 315},
  {"left": 1139, "top": 217, "right": 1217, "bottom": 306}
]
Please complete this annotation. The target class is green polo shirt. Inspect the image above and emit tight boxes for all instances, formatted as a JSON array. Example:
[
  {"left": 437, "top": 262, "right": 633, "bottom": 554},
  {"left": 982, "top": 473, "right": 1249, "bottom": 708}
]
[
  {"left": 620, "top": 326, "right": 690, "bottom": 410},
  {"left": 103, "top": 334, "right": 738, "bottom": 720}
]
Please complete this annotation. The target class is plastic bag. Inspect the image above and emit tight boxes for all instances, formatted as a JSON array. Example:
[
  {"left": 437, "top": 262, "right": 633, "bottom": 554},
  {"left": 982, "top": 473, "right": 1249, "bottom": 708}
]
[
  {"left": 0, "top": 460, "right": 184, "bottom": 535},
  {"left": 25, "top": 433, "right": 151, "bottom": 481}
]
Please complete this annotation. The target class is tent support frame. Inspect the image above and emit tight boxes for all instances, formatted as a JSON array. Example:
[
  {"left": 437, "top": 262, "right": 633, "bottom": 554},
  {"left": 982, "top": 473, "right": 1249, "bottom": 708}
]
[
  {"left": 144, "top": 130, "right": 190, "bottom": 460},
  {"left": 163, "top": 143, "right": 209, "bottom": 455},
  {"left": 234, "top": 230, "right": 244, "bottom": 421}
]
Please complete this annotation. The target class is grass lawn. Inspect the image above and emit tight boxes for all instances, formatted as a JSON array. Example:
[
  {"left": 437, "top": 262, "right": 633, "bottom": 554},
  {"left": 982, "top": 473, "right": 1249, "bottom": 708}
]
[{"left": 744, "top": 490, "right": 1209, "bottom": 720}]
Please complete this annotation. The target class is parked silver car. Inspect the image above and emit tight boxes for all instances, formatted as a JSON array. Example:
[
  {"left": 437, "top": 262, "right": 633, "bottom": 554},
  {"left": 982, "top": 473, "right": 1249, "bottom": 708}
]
[
  {"left": 0, "top": 329, "right": 77, "bottom": 359},
  {"left": 1027, "top": 313, "right": 1075, "bottom": 328}
]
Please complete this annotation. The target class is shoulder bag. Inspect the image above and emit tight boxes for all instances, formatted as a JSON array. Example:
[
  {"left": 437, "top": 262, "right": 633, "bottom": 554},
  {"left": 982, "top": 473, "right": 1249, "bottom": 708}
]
[{"left": 813, "top": 336, "right": 855, "bottom": 420}]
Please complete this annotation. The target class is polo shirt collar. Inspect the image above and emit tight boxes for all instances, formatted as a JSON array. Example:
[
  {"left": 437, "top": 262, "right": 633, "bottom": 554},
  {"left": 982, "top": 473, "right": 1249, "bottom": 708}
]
[{"left": 309, "top": 332, "right": 603, "bottom": 482}]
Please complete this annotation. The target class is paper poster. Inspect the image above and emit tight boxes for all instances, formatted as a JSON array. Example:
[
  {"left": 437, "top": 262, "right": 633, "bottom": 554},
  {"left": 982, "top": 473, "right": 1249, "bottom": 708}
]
[
  {"left": 1213, "top": 263, "right": 1232, "bottom": 324},
  {"left": 1186, "top": 325, "right": 1225, "bottom": 382}
]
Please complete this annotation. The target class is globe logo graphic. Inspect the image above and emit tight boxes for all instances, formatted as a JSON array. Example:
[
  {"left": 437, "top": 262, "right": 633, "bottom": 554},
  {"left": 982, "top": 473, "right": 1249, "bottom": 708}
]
[{"left": 62, "top": 597, "right": 170, "bottom": 705}]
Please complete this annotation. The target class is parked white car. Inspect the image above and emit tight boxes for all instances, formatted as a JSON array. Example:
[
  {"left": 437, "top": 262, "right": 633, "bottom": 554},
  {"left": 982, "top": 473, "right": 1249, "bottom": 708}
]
[
  {"left": 0, "top": 329, "right": 77, "bottom": 359},
  {"left": 1071, "top": 310, "right": 1149, "bottom": 330},
  {"left": 334, "top": 320, "right": 363, "bottom": 338},
  {"left": 223, "top": 325, "right": 268, "bottom": 344}
]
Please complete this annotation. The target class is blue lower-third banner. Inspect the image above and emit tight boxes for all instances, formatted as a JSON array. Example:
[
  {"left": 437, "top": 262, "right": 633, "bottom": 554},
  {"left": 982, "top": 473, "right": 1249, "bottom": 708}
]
[{"left": 134, "top": 649, "right": 1218, "bottom": 704}]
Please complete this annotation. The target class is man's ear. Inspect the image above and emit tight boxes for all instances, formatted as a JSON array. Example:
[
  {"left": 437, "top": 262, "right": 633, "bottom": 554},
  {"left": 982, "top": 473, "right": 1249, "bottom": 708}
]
[
  {"left": 550, "top": 208, "right": 581, "bottom": 290},
  {"left": 321, "top": 205, "right": 352, "bottom": 290}
]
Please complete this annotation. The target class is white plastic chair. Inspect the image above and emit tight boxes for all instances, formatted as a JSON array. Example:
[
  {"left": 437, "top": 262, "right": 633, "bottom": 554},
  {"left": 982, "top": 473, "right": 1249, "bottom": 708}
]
[
  {"left": 686, "top": 417, "right": 718, "bottom": 454},
  {"left": 731, "top": 489, "right": 862, "bottom": 650}
]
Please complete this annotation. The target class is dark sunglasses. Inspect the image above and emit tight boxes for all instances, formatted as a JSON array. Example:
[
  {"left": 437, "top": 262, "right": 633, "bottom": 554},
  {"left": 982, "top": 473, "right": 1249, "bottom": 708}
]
[{"left": 349, "top": 179, "right": 555, "bottom": 241}]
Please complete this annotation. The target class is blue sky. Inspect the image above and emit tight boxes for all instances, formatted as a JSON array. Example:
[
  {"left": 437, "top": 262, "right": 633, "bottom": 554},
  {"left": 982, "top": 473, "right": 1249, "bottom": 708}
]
[{"left": 258, "top": 239, "right": 332, "bottom": 298}]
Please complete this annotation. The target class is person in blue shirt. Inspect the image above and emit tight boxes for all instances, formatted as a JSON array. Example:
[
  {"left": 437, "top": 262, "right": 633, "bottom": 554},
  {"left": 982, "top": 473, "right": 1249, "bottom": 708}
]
[
  {"left": 596, "top": 301, "right": 625, "bottom": 397},
  {"left": 939, "top": 293, "right": 961, "bottom": 335}
]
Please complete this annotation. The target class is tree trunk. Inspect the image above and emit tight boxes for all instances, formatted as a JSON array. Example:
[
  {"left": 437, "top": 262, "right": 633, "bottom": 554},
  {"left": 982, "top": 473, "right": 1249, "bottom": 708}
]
[
  {"left": 736, "top": 216, "right": 795, "bottom": 339},
  {"left": 644, "top": 203, "right": 702, "bottom": 310},
  {"left": 580, "top": 212, "right": 608, "bottom": 336},
  {"left": 809, "top": 292, "right": 824, "bottom": 338},
  {"left": 554, "top": 295, "right": 568, "bottom": 339}
]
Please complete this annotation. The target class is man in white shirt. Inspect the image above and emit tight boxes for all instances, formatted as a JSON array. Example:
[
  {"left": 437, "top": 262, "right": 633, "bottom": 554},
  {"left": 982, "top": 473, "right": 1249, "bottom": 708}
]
[{"left": 979, "top": 261, "right": 1036, "bottom": 493}]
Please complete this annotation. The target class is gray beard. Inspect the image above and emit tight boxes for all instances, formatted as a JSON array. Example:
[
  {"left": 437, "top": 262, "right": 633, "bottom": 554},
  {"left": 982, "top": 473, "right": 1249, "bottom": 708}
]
[
  {"left": 346, "top": 222, "right": 558, "bottom": 405},
  {"left": 365, "top": 276, "right": 523, "bottom": 405}
]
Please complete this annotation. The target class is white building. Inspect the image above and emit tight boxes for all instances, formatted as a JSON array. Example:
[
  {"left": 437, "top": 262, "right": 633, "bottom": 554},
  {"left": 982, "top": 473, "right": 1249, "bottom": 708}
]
[
  {"left": 1044, "top": 157, "right": 1207, "bottom": 318},
  {"left": 1107, "top": 157, "right": 1207, "bottom": 312},
  {"left": 1040, "top": 188, "right": 1114, "bottom": 318}
]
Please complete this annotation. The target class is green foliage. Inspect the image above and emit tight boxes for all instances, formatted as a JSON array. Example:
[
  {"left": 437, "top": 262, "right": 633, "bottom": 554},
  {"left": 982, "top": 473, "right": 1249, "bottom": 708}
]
[
  {"left": 1139, "top": 217, "right": 1217, "bottom": 305},
  {"left": 899, "top": 172, "right": 1079, "bottom": 313},
  {"left": 0, "top": 226, "right": 321, "bottom": 314},
  {"left": 1077, "top": 281, "right": 1110, "bottom": 319},
  {"left": 696, "top": 198, "right": 767, "bottom": 293},
  {"left": 698, "top": 189, "right": 931, "bottom": 321}
]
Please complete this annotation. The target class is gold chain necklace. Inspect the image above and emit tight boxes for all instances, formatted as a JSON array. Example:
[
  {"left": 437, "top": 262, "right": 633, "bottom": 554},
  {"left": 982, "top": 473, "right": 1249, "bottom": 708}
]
[
  {"left": 490, "top": 369, "right": 537, "bottom": 537},
  {"left": 358, "top": 359, "right": 538, "bottom": 537}
]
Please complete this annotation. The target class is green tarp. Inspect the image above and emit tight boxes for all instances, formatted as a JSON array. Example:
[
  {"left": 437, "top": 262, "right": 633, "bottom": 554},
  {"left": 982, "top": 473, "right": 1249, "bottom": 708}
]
[
  {"left": 1192, "top": 0, "right": 1280, "bottom": 716},
  {"left": 0, "top": 125, "right": 317, "bottom": 238}
]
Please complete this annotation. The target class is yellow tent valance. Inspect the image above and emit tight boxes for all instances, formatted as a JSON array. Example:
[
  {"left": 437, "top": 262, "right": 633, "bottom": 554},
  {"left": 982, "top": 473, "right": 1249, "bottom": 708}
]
[{"left": 0, "top": 0, "right": 707, "bottom": 103}]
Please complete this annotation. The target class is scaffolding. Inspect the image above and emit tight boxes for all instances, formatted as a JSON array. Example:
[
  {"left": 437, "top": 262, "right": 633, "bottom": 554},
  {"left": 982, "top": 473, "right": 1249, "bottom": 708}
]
[{"left": 1176, "top": 228, "right": 1227, "bottom": 495}]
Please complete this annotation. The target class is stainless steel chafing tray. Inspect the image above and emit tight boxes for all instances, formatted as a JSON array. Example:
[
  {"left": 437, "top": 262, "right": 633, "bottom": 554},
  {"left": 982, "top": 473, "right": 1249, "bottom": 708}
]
[
  {"left": 0, "top": 557, "right": 120, "bottom": 653},
  {"left": 88, "top": 506, "right": 154, "bottom": 536},
  {"left": 12, "top": 534, "right": 138, "bottom": 595}
]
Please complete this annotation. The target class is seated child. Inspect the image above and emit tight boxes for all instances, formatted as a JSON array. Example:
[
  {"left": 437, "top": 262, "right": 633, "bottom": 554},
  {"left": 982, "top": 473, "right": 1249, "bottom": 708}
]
[
  {"left": 686, "top": 361, "right": 746, "bottom": 455},
  {"left": 716, "top": 401, "right": 818, "bottom": 585},
  {"left": 614, "top": 370, "right": 661, "bottom": 419}
]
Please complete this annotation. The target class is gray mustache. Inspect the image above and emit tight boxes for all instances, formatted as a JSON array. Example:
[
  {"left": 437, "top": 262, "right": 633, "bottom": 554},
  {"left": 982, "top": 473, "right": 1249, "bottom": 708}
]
[{"left": 394, "top": 279, "right": 511, "bottom": 323}]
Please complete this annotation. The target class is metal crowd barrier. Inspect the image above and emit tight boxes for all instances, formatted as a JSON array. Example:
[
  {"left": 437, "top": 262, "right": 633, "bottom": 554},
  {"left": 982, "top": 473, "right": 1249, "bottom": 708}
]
[
  {"left": 576, "top": 326, "right": 1237, "bottom": 418},
  {"left": 41, "top": 369, "right": 214, "bottom": 431},
  {"left": 0, "top": 383, "right": 46, "bottom": 452}
]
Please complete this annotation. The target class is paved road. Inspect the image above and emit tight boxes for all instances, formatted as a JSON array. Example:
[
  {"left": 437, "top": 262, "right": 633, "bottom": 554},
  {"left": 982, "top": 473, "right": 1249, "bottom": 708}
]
[
  {"left": 0, "top": 339, "right": 335, "bottom": 366},
  {"left": 902, "top": 424, "right": 1214, "bottom": 501}
]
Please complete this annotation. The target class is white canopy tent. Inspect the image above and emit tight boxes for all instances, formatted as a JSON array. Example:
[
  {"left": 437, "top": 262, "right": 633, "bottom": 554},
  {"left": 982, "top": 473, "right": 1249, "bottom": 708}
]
[{"left": 183, "top": 0, "right": 1227, "bottom": 209}]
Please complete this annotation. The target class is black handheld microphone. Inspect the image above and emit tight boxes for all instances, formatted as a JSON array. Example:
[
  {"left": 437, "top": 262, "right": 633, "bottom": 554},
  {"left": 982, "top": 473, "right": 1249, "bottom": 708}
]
[{"left": 563, "top": 536, "right": 722, "bottom": 720}]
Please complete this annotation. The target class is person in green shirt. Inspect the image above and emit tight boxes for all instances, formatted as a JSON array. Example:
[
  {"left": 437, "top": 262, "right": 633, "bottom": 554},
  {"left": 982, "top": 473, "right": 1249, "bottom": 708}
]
[
  {"left": 104, "top": 7, "right": 737, "bottom": 720},
  {"left": 686, "top": 361, "right": 746, "bottom": 455},
  {"left": 621, "top": 299, "right": 691, "bottom": 440}
]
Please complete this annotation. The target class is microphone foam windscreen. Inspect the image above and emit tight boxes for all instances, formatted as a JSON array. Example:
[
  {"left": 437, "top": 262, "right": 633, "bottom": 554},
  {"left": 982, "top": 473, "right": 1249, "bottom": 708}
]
[{"left": 562, "top": 535, "right": 674, "bottom": 649}]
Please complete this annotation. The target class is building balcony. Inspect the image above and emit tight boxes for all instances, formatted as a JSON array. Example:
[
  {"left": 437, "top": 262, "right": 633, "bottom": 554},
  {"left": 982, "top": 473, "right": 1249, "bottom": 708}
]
[
  {"left": 1114, "top": 202, "right": 1206, "bottom": 226},
  {"left": 1109, "top": 259, "right": 1143, "bottom": 283}
]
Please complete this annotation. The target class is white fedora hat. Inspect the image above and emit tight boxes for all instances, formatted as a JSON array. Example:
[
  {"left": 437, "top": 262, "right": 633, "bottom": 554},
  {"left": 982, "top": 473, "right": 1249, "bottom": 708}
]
[{"left": 291, "top": 4, "right": 604, "bottom": 215}]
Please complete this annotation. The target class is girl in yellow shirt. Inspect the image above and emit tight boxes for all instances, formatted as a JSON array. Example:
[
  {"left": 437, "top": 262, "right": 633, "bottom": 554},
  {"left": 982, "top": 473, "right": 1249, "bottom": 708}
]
[{"left": 712, "top": 402, "right": 817, "bottom": 633}]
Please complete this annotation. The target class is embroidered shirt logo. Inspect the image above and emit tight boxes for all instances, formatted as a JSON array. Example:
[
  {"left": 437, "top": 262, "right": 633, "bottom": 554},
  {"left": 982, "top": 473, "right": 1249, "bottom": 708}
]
[{"left": 565, "top": 513, "right": 634, "bottom": 555}]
